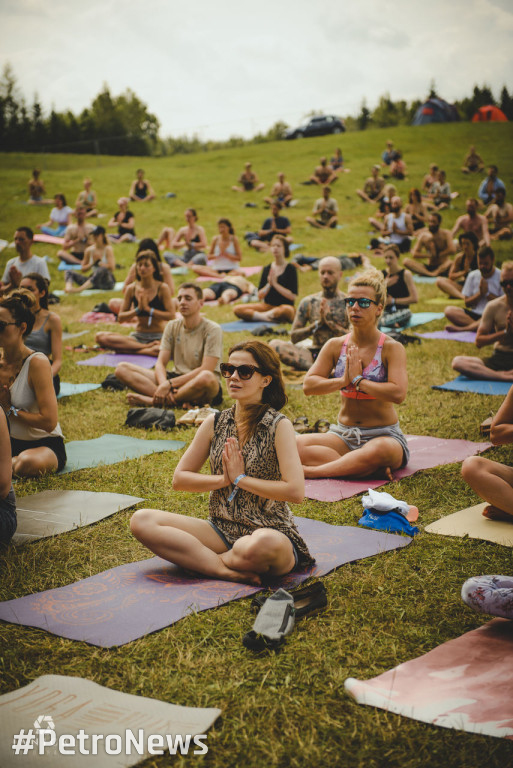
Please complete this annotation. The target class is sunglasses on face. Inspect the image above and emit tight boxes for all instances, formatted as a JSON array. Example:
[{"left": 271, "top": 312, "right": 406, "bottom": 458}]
[
  {"left": 220, "top": 363, "right": 264, "bottom": 380},
  {"left": 345, "top": 297, "right": 379, "bottom": 309},
  {"left": 500, "top": 279, "right": 513, "bottom": 289},
  {"left": 0, "top": 321, "right": 17, "bottom": 332}
]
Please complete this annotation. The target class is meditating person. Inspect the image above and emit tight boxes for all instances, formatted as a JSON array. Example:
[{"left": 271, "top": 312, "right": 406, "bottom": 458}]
[
  {"left": 452, "top": 261, "right": 513, "bottom": 381},
  {"left": 381, "top": 140, "right": 395, "bottom": 166},
  {"left": 248, "top": 202, "right": 292, "bottom": 253},
  {"left": 381, "top": 196, "right": 413, "bottom": 253},
  {"left": 232, "top": 162, "right": 264, "bottom": 193},
  {"left": 436, "top": 232, "right": 479, "bottom": 300},
  {"left": 64, "top": 226, "right": 116, "bottom": 294},
  {"left": 461, "top": 146, "right": 485, "bottom": 175},
  {"left": 403, "top": 212, "right": 455, "bottom": 276},
  {"left": 202, "top": 275, "right": 254, "bottom": 305},
  {"left": 486, "top": 188, "right": 513, "bottom": 241},
  {"left": 310, "top": 157, "right": 337, "bottom": 187},
  {"left": 478, "top": 165, "right": 505, "bottom": 205},
  {"left": 75, "top": 177, "right": 98, "bottom": 217},
  {"left": 115, "top": 282, "right": 223, "bottom": 408},
  {"left": 0, "top": 290, "right": 66, "bottom": 476},
  {"left": 233, "top": 235, "right": 297, "bottom": 323},
  {"left": 129, "top": 168, "right": 155, "bottom": 202},
  {"left": 357, "top": 165, "right": 386, "bottom": 204},
  {"left": 389, "top": 151, "right": 407, "bottom": 180},
  {"left": 108, "top": 239, "right": 175, "bottom": 316},
  {"left": 451, "top": 198, "right": 490, "bottom": 247},
  {"left": 270, "top": 256, "right": 348, "bottom": 371},
  {"left": 19, "top": 273, "right": 62, "bottom": 395},
  {"left": 129, "top": 340, "right": 314, "bottom": 585},
  {"left": 306, "top": 186, "right": 339, "bottom": 229},
  {"left": 424, "top": 169, "right": 451, "bottom": 210},
  {"left": 462, "top": 575, "right": 513, "bottom": 619},
  {"left": 27, "top": 169, "right": 52, "bottom": 205},
  {"left": 96, "top": 251, "right": 174, "bottom": 356},
  {"left": 422, "top": 163, "right": 439, "bottom": 193},
  {"left": 107, "top": 198, "right": 136, "bottom": 243},
  {"left": 461, "top": 384, "right": 513, "bottom": 522},
  {"left": 331, "top": 147, "right": 345, "bottom": 172},
  {"left": 0, "top": 404, "right": 16, "bottom": 545},
  {"left": 381, "top": 245, "right": 418, "bottom": 316},
  {"left": 57, "top": 206, "right": 95, "bottom": 265},
  {"left": 264, "top": 172, "right": 293, "bottom": 207},
  {"left": 37, "top": 194, "right": 72, "bottom": 237},
  {"left": 163, "top": 209, "right": 208, "bottom": 267},
  {"left": 0, "top": 227, "right": 50, "bottom": 296},
  {"left": 444, "top": 246, "right": 502, "bottom": 332},
  {"left": 189, "top": 218, "right": 242, "bottom": 278},
  {"left": 297, "top": 268, "right": 409, "bottom": 479},
  {"left": 367, "top": 184, "right": 395, "bottom": 233},
  {"left": 405, "top": 188, "right": 430, "bottom": 231}
]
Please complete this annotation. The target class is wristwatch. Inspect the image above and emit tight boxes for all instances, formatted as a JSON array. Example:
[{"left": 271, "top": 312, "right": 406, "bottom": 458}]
[{"left": 8, "top": 405, "right": 19, "bottom": 417}]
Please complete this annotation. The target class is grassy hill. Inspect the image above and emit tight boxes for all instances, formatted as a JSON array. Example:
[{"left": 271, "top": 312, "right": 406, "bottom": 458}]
[{"left": 1, "top": 122, "right": 513, "bottom": 768}]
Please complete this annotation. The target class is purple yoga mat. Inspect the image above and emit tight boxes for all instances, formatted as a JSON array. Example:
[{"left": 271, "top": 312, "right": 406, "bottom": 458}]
[
  {"left": 77, "top": 353, "right": 157, "bottom": 368},
  {"left": 417, "top": 330, "right": 477, "bottom": 343},
  {"left": 305, "top": 435, "right": 491, "bottom": 502},
  {"left": 0, "top": 518, "right": 410, "bottom": 647}
]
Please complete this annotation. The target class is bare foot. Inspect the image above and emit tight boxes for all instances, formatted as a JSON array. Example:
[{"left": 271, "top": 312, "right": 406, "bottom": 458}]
[
  {"left": 445, "top": 325, "right": 462, "bottom": 333},
  {"left": 126, "top": 392, "right": 152, "bottom": 406},
  {"left": 482, "top": 505, "right": 513, "bottom": 522},
  {"left": 218, "top": 562, "right": 261, "bottom": 586}
]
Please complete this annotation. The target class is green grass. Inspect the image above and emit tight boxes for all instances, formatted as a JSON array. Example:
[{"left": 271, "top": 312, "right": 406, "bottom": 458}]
[{"left": 1, "top": 123, "right": 513, "bottom": 767}]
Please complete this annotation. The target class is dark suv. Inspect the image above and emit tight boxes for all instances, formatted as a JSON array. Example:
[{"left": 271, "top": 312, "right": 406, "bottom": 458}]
[{"left": 285, "top": 115, "right": 345, "bottom": 140}]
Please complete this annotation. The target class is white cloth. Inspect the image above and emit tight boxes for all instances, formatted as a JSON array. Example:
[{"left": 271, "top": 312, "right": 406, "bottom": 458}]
[
  {"left": 1, "top": 255, "right": 50, "bottom": 284},
  {"left": 362, "top": 488, "right": 410, "bottom": 517}
]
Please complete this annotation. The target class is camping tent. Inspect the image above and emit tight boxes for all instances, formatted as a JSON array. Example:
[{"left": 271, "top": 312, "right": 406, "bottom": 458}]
[
  {"left": 472, "top": 105, "right": 508, "bottom": 122},
  {"left": 412, "top": 98, "right": 459, "bottom": 126}
]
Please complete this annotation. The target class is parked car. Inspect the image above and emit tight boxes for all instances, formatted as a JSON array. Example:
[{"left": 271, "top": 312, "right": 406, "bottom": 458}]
[{"left": 285, "top": 115, "right": 346, "bottom": 140}]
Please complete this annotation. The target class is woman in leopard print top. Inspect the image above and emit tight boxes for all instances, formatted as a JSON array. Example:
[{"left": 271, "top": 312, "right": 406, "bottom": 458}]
[{"left": 130, "top": 340, "right": 314, "bottom": 585}]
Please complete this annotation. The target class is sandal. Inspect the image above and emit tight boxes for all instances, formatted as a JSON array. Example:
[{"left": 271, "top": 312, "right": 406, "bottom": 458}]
[
  {"left": 252, "top": 582, "right": 327, "bottom": 621},
  {"left": 313, "top": 419, "right": 331, "bottom": 433},
  {"left": 194, "top": 407, "right": 220, "bottom": 425},
  {"left": 480, "top": 415, "right": 494, "bottom": 436},
  {"left": 176, "top": 408, "right": 200, "bottom": 426},
  {"left": 292, "top": 416, "right": 311, "bottom": 434}
]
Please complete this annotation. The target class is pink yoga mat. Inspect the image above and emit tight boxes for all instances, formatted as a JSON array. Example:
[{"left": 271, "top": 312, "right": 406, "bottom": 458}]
[
  {"left": 33, "top": 233, "right": 65, "bottom": 245},
  {"left": 195, "top": 265, "right": 262, "bottom": 282},
  {"left": 417, "top": 330, "right": 477, "bottom": 343},
  {"left": 305, "top": 435, "right": 491, "bottom": 501},
  {"left": 77, "top": 353, "right": 157, "bottom": 368},
  {"left": 345, "top": 618, "right": 513, "bottom": 739}
]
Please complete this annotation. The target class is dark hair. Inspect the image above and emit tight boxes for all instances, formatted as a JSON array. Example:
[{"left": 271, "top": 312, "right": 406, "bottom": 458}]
[
  {"left": 228, "top": 340, "right": 287, "bottom": 441},
  {"left": 55, "top": 193, "right": 67, "bottom": 206},
  {"left": 20, "top": 272, "right": 49, "bottom": 309},
  {"left": 218, "top": 218, "right": 234, "bottom": 235},
  {"left": 271, "top": 234, "right": 290, "bottom": 259},
  {"left": 409, "top": 188, "right": 421, "bottom": 203},
  {"left": 135, "top": 251, "right": 162, "bottom": 281},
  {"left": 467, "top": 198, "right": 479, "bottom": 207},
  {"left": 430, "top": 211, "right": 442, "bottom": 224},
  {"left": 324, "top": 186, "right": 331, "bottom": 194},
  {"left": 478, "top": 246, "right": 495, "bottom": 263},
  {"left": 92, "top": 225, "right": 107, "bottom": 245},
  {"left": 32, "top": 169, "right": 41, "bottom": 178},
  {"left": 178, "top": 282, "right": 203, "bottom": 300},
  {"left": 459, "top": 231, "right": 479, "bottom": 253},
  {"left": 15, "top": 226, "right": 34, "bottom": 241},
  {"left": 136, "top": 168, "right": 144, "bottom": 174},
  {"left": 490, "top": 165, "right": 498, "bottom": 174},
  {"left": 186, "top": 208, "right": 198, "bottom": 220},
  {"left": 0, "top": 290, "right": 36, "bottom": 336},
  {"left": 136, "top": 238, "right": 161, "bottom": 260},
  {"left": 384, "top": 244, "right": 401, "bottom": 260}
]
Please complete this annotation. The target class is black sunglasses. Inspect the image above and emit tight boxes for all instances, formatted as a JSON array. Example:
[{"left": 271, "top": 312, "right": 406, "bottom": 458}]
[
  {"left": 346, "top": 297, "right": 379, "bottom": 308},
  {"left": 500, "top": 279, "right": 513, "bottom": 289},
  {"left": 0, "top": 321, "right": 17, "bottom": 332},
  {"left": 220, "top": 363, "right": 264, "bottom": 380}
]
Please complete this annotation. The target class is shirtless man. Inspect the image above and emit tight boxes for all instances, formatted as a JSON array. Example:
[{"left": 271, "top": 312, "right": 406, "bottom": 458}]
[
  {"left": 129, "top": 169, "right": 155, "bottom": 202},
  {"left": 232, "top": 162, "right": 264, "bottom": 193},
  {"left": 461, "top": 146, "right": 485, "bottom": 174},
  {"left": 57, "top": 207, "right": 95, "bottom": 265},
  {"left": 451, "top": 198, "right": 490, "bottom": 247},
  {"left": 452, "top": 261, "right": 513, "bottom": 381},
  {"left": 269, "top": 257, "right": 348, "bottom": 371},
  {"left": 306, "top": 187, "right": 338, "bottom": 229},
  {"left": 403, "top": 212, "right": 455, "bottom": 276},
  {"left": 310, "top": 157, "right": 337, "bottom": 186},
  {"left": 486, "top": 188, "right": 513, "bottom": 241},
  {"left": 264, "top": 172, "right": 293, "bottom": 207},
  {"left": 357, "top": 165, "right": 386, "bottom": 204},
  {"left": 444, "top": 247, "right": 502, "bottom": 332}
]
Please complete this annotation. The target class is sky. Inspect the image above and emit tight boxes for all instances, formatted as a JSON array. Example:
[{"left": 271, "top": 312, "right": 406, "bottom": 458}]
[{"left": 1, "top": 0, "right": 513, "bottom": 141}]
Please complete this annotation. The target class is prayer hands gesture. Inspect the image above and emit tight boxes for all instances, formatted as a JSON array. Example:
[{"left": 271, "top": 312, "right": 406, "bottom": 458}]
[
  {"left": 135, "top": 287, "right": 149, "bottom": 312},
  {"left": 222, "top": 436, "right": 245, "bottom": 483},
  {"left": 346, "top": 343, "right": 363, "bottom": 383},
  {"left": 319, "top": 297, "right": 329, "bottom": 324}
]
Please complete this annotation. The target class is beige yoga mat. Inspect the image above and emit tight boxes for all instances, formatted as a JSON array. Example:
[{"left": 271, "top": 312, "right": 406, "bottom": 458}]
[
  {"left": 12, "top": 490, "right": 144, "bottom": 545},
  {"left": 425, "top": 502, "right": 513, "bottom": 546},
  {"left": 0, "top": 674, "right": 221, "bottom": 767}
]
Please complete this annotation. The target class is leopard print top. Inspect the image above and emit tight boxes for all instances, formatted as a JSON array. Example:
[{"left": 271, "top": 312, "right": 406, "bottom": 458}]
[{"left": 209, "top": 406, "right": 314, "bottom": 568}]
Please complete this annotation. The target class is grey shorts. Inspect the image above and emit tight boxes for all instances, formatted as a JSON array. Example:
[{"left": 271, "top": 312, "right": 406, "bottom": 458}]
[
  {"left": 129, "top": 331, "right": 162, "bottom": 344},
  {"left": 328, "top": 421, "right": 410, "bottom": 468},
  {"left": 207, "top": 520, "right": 300, "bottom": 568}
]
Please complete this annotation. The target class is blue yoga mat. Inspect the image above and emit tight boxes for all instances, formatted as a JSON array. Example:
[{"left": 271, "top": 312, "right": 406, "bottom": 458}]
[
  {"left": 433, "top": 376, "right": 512, "bottom": 396},
  {"left": 381, "top": 312, "right": 444, "bottom": 332},
  {"left": 59, "top": 433, "right": 185, "bottom": 474},
  {"left": 413, "top": 275, "right": 437, "bottom": 284},
  {"left": 289, "top": 243, "right": 304, "bottom": 251},
  {"left": 58, "top": 382, "right": 101, "bottom": 399},
  {"left": 221, "top": 320, "right": 279, "bottom": 333},
  {"left": 58, "top": 262, "right": 82, "bottom": 271}
]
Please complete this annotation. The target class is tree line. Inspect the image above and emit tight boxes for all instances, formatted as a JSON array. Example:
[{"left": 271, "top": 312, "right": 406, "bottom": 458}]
[{"left": 0, "top": 64, "right": 511, "bottom": 157}]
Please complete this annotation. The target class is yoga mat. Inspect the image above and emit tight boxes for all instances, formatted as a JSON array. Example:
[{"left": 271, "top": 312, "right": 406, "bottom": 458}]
[
  {"left": 62, "top": 330, "right": 88, "bottom": 340},
  {"left": 58, "top": 382, "right": 101, "bottom": 398},
  {"left": 425, "top": 502, "right": 513, "bottom": 546},
  {"left": 220, "top": 320, "right": 279, "bottom": 332},
  {"left": 170, "top": 266, "right": 189, "bottom": 275},
  {"left": 413, "top": 275, "right": 437, "bottom": 283},
  {"left": 195, "top": 265, "right": 262, "bottom": 282},
  {"left": 305, "top": 434, "right": 491, "bottom": 502},
  {"left": 54, "top": 282, "right": 124, "bottom": 297},
  {"left": 77, "top": 353, "right": 156, "bottom": 368},
  {"left": 344, "top": 619, "right": 513, "bottom": 740},
  {"left": 58, "top": 261, "right": 82, "bottom": 271},
  {"left": 381, "top": 312, "right": 444, "bottom": 332},
  {"left": 0, "top": 675, "right": 221, "bottom": 767},
  {"left": 33, "top": 233, "right": 64, "bottom": 244},
  {"left": 289, "top": 243, "right": 304, "bottom": 251},
  {"left": 0, "top": 519, "right": 411, "bottom": 647},
  {"left": 418, "top": 329, "right": 477, "bottom": 343},
  {"left": 59, "top": 434, "right": 185, "bottom": 475},
  {"left": 433, "top": 376, "right": 512, "bottom": 396},
  {"left": 12, "top": 490, "right": 143, "bottom": 545},
  {"left": 426, "top": 297, "right": 463, "bottom": 305}
]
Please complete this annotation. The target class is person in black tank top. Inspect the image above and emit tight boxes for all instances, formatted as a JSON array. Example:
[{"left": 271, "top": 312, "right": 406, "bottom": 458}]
[{"left": 129, "top": 169, "right": 155, "bottom": 202}]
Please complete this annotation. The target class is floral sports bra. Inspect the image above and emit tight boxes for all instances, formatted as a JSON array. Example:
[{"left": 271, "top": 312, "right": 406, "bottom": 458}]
[{"left": 333, "top": 332, "right": 387, "bottom": 400}]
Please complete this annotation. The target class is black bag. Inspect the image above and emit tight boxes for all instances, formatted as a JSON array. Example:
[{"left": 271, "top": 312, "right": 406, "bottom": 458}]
[
  {"left": 380, "top": 307, "right": 412, "bottom": 329},
  {"left": 101, "top": 373, "right": 126, "bottom": 391},
  {"left": 125, "top": 407, "right": 176, "bottom": 430}
]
